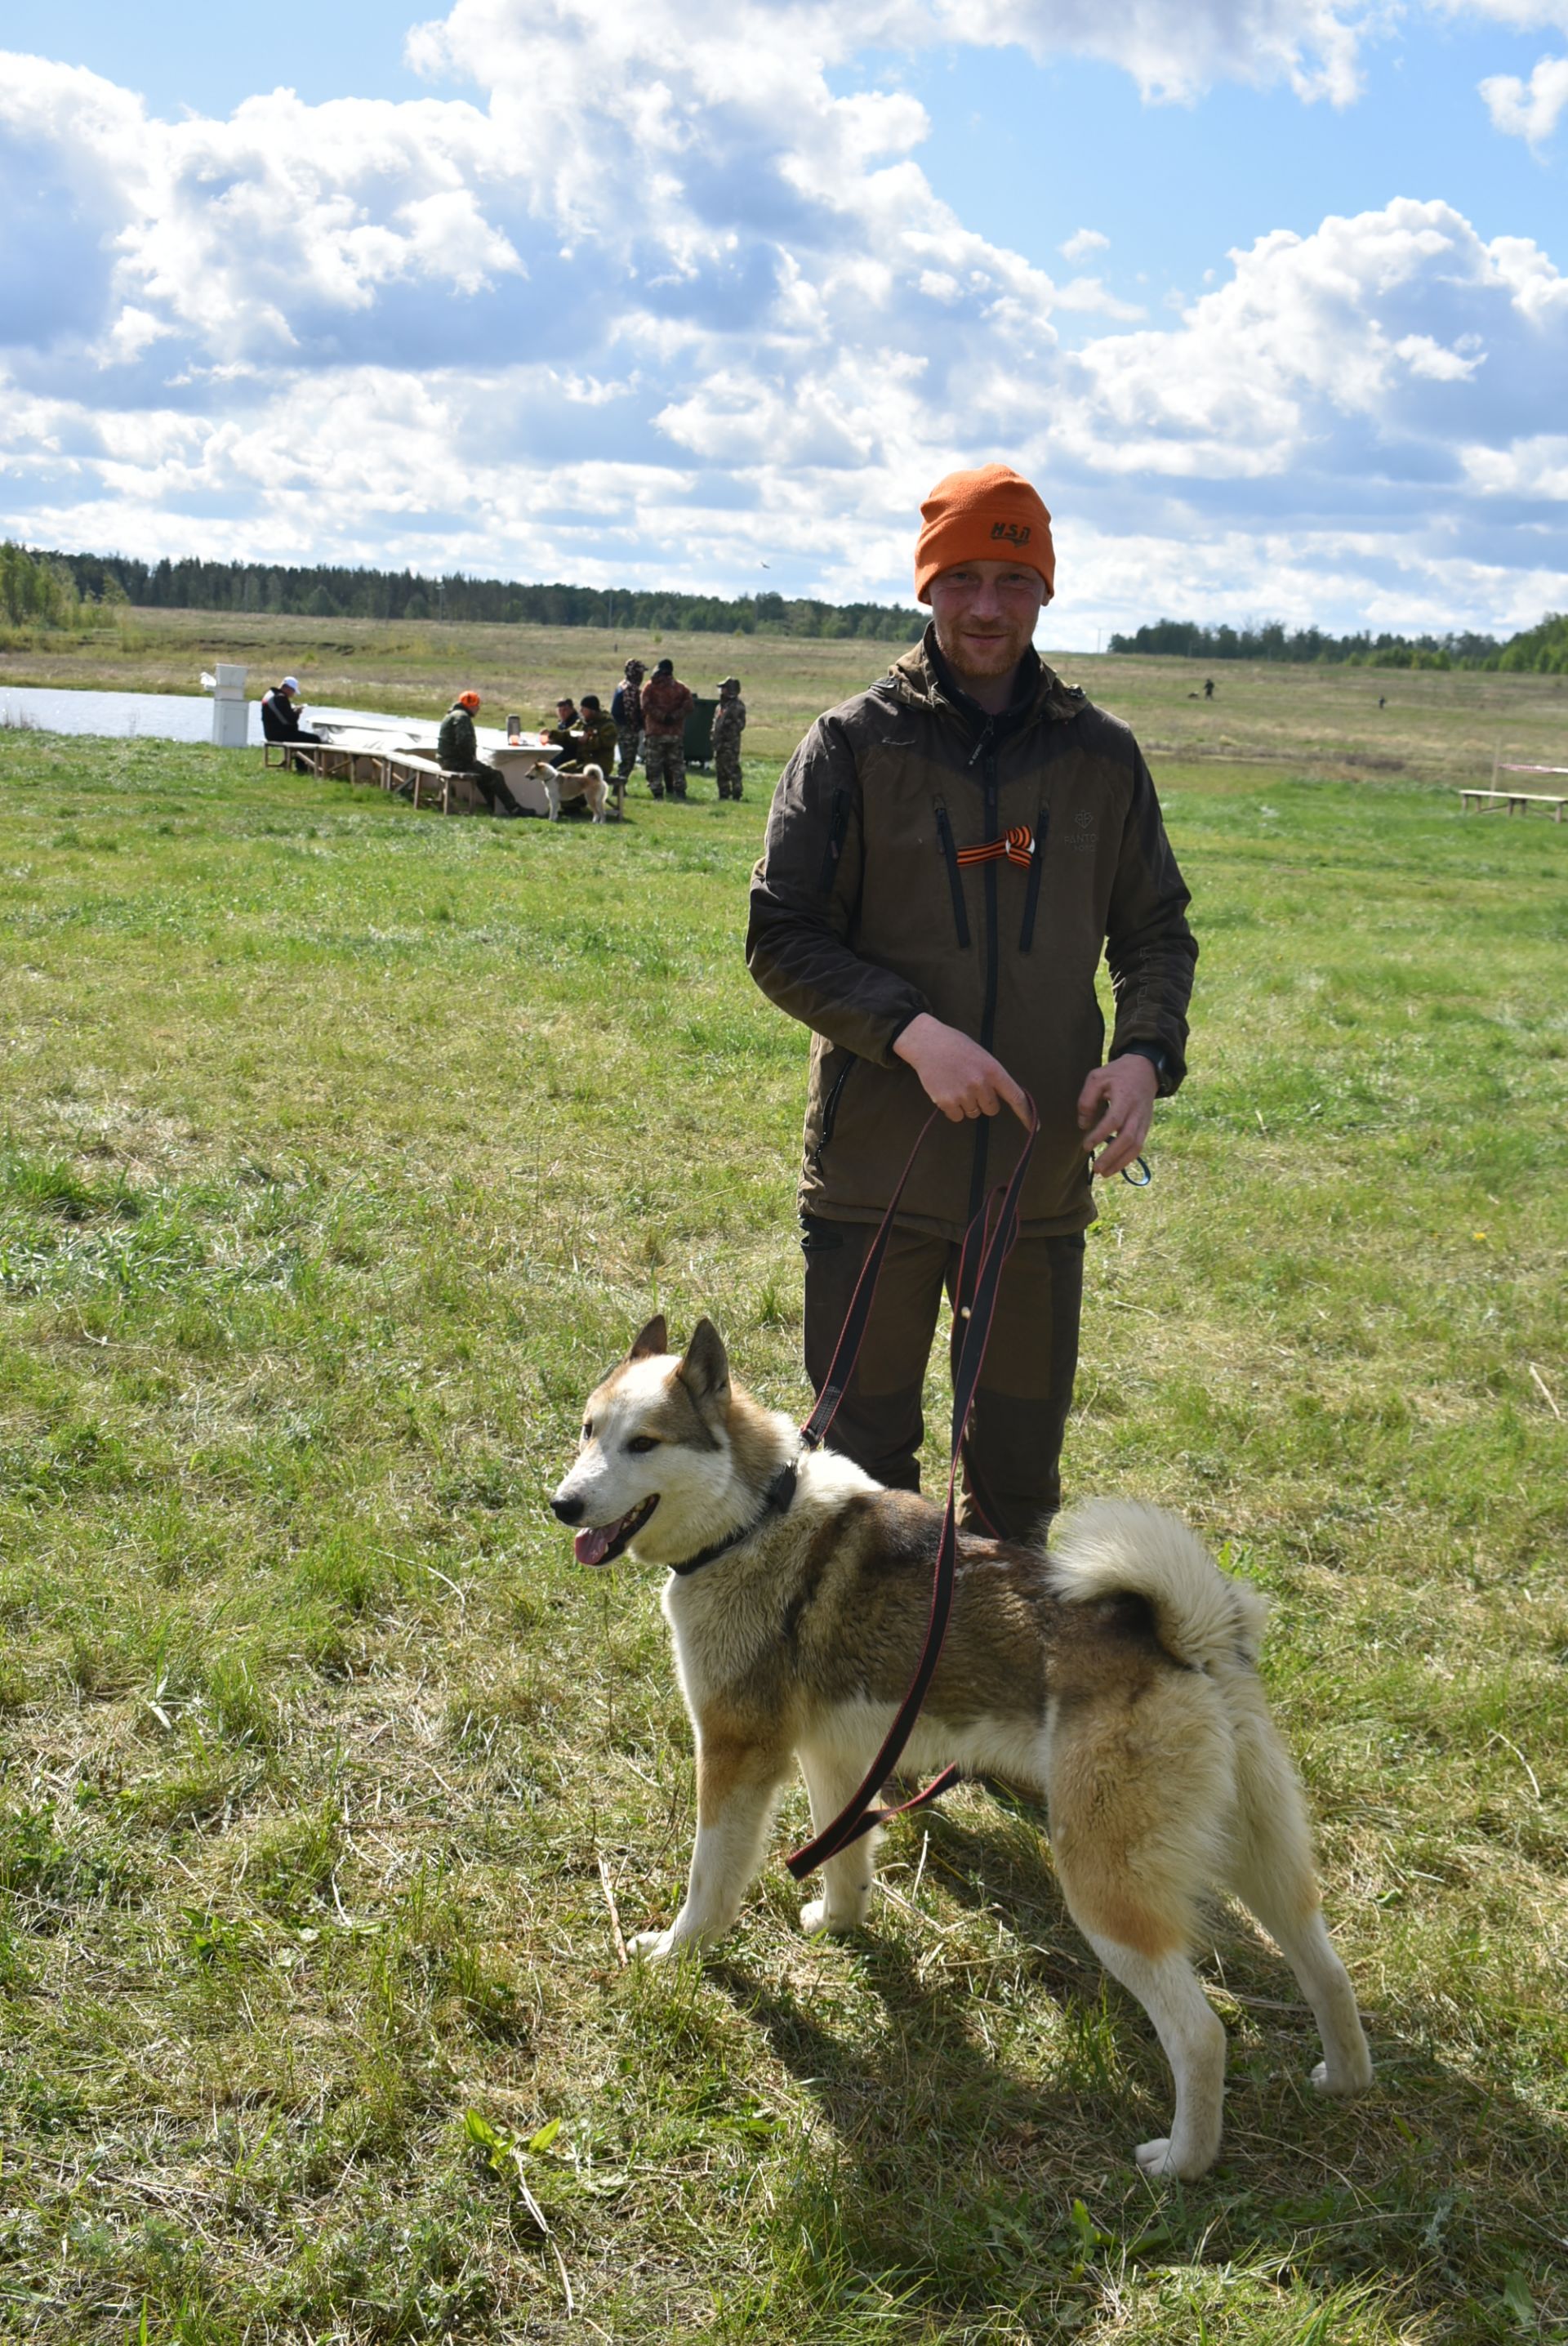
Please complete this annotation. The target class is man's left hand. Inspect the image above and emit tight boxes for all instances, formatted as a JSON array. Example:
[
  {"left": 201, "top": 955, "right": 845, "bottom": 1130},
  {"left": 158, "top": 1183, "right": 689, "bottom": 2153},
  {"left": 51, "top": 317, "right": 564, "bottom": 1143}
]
[{"left": 1076, "top": 1055, "right": 1159, "bottom": 1180}]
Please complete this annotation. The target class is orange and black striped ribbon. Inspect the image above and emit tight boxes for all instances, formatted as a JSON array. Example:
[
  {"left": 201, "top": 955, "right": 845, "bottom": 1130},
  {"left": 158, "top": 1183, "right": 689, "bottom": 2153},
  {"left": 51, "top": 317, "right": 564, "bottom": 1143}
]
[{"left": 955, "top": 823, "right": 1034, "bottom": 870}]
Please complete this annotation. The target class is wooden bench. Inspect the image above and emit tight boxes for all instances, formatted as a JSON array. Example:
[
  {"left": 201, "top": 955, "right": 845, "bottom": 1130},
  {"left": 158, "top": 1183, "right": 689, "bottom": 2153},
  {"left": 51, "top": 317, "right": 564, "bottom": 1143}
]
[
  {"left": 1460, "top": 787, "right": 1566, "bottom": 821},
  {"left": 263, "top": 739, "right": 324, "bottom": 776},
  {"left": 263, "top": 740, "right": 396, "bottom": 789},
  {"left": 263, "top": 738, "right": 520, "bottom": 815}
]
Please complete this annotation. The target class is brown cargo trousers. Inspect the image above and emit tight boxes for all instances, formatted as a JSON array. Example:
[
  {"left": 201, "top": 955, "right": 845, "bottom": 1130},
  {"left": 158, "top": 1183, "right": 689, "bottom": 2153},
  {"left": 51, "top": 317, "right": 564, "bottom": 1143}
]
[{"left": 802, "top": 1215, "right": 1085, "bottom": 1541}]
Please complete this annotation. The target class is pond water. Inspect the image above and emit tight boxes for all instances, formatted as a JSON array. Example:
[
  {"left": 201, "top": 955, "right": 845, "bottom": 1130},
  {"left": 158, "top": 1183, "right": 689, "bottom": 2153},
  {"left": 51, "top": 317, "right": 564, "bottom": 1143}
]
[{"left": 0, "top": 686, "right": 409, "bottom": 747}]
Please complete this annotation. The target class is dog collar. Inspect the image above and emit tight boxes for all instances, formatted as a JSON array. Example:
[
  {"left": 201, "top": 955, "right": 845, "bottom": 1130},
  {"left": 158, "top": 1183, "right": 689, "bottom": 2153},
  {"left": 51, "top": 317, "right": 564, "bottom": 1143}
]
[{"left": 666, "top": 1458, "right": 800, "bottom": 1579}]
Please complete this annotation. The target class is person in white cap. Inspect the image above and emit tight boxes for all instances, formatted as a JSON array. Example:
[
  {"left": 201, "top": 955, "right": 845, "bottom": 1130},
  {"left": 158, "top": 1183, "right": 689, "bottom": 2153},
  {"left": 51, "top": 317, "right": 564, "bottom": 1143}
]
[{"left": 259, "top": 676, "right": 322, "bottom": 769}]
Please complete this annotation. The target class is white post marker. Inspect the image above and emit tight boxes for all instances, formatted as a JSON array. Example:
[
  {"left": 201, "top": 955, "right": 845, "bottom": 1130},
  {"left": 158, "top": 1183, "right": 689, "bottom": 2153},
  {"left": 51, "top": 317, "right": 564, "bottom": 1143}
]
[{"left": 210, "top": 662, "right": 248, "bottom": 748}]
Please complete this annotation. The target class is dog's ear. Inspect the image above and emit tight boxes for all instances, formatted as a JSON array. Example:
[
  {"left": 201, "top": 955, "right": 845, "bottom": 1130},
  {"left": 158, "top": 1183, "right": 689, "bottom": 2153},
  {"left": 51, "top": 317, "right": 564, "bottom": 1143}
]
[
  {"left": 627, "top": 1313, "right": 668, "bottom": 1362},
  {"left": 677, "top": 1318, "right": 730, "bottom": 1412}
]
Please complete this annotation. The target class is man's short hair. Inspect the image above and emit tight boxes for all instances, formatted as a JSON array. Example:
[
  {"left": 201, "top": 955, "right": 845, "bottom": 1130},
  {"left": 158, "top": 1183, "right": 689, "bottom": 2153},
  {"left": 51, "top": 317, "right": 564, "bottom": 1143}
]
[{"left": 581, "top": 694, "right": 601, "bottom": 711}]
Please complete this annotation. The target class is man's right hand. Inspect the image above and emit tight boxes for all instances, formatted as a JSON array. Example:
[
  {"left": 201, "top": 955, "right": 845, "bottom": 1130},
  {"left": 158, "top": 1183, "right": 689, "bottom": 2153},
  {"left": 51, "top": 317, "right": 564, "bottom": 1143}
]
[{"left": 893, "top": 1014, "right": 1030, "bottom": 1124}]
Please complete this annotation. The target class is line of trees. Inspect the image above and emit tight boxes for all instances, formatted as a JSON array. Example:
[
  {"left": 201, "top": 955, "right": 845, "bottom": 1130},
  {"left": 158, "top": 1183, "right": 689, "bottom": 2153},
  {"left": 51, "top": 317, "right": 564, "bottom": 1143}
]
[
  {"left": 1490, "top": 612, "right": 1568, "bottom": 674},
  {"left": 1, "top": 542, "right": 124, "bottom": 631},
  {"left": 1105, "top": 615, "right": 1568, "bottom": 673},
  {"left": 26, "top": 547, "right": 926, "bottom": 642},
  {"left": 12, "top": 537, "right": 1567, "bottom": 671}
]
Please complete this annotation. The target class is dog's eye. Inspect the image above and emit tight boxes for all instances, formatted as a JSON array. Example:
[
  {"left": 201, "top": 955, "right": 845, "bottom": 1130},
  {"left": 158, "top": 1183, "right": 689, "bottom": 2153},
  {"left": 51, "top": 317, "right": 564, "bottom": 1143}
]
[
  {"left": 581, "top": 1420, "right": 594, "bottom": 1443},
  {"left": 626, "top": 1435, "right": 660, "bottom": 1455}
]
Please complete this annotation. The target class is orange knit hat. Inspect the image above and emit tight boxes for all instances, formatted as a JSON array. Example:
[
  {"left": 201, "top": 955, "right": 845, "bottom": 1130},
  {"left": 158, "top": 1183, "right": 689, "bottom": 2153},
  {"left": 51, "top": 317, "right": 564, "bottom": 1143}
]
[
  {"left": 914, "top": 465, "right": 1055, "bottom": 604},
  {"left": 457, "top": 689, "right": 482, "bottom": 711}
]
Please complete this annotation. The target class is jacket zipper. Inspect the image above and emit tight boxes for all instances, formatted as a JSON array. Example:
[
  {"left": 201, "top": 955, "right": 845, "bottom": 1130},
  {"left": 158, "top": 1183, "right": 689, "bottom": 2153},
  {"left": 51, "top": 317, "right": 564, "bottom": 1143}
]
[
  {"left": 817, "top": 787, "right": 851, "bottom": 895},
  {"left": 933, "top": 800, "right": 971, "bottom": 947},
  {"left": 969, "top": 721, "right": 1001, "bottom": 1224},
  {"left": 1018, "top": 798, "right": 1048, "bottom": 952},
  {"left": 809, "top": 1055, "right": 857, "bottom": 1175}
]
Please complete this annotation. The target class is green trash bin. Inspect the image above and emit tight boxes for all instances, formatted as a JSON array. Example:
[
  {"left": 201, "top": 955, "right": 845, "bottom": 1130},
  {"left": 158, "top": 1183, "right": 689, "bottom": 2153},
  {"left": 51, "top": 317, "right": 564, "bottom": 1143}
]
[{"left": 684, "top": 697, "right": 717, "bottom": 769}]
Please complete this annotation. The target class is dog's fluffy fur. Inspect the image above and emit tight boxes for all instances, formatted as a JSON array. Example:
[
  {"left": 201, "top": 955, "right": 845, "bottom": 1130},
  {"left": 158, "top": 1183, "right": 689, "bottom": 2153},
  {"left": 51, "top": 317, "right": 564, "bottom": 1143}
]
[
  {"left": 551, "top": 1317, "right": 1372, "bottom": 2179},
  {"left": 544, "top": 760, "right": 611, "bottom": 823}
]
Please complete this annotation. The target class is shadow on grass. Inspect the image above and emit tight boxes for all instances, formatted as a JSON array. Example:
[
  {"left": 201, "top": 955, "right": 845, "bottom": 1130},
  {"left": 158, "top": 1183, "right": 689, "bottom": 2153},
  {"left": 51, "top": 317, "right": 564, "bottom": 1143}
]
[{"left": 711, "top": 1802, "right": 1567, "bottom": 2344}]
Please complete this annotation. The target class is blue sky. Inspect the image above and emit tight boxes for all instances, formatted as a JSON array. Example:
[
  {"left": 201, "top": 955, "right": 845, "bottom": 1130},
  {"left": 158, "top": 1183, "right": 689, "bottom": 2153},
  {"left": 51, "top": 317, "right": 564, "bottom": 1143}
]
[
  {"left": 906, "top": 29, "right": 1565, "bottom": 325},
  {"left": 2, "top": 0, "right": 1566, "bottom": 642}
]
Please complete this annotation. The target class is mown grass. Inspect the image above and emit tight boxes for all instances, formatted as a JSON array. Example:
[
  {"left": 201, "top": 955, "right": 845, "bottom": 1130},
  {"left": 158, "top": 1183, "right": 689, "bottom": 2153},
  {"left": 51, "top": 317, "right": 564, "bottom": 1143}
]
[{"left": 0, "top": 718, "right": 1565, "bottom": 2344}]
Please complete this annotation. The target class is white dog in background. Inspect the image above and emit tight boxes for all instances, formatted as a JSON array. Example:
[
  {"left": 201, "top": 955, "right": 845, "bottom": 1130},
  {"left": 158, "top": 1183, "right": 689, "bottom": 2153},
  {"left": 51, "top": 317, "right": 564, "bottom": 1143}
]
[{"left": 543, "top": 760, "right": 612, "bottom": 823}]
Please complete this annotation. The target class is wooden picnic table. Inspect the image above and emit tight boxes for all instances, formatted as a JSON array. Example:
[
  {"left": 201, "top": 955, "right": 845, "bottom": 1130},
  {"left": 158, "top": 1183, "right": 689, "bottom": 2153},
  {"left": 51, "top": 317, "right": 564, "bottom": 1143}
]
[{"left": 267, "top": 720, "right": 564, "bottom": 816}]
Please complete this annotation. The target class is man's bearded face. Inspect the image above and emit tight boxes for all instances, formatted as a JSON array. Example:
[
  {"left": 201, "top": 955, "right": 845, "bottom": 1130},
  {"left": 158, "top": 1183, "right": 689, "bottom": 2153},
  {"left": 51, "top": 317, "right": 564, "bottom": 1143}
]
[{"left": 928, "top": 560, "right": 1047, "bottom": 683}]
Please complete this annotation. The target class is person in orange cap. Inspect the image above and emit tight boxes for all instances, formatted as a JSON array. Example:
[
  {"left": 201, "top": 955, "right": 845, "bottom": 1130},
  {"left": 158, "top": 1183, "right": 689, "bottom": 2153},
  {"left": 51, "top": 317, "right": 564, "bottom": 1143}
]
[
  {"left": 437, "top": 689, "right": 525, "bottom": 817},
  {"left": 746, "top": 462, "right": 1196, "bottom": 1536}
]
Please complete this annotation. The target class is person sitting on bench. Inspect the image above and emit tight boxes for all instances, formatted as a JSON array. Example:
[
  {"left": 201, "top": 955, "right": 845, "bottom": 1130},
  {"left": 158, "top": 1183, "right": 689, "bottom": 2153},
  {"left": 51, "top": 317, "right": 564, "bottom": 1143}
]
[
  {"left": 437, "top": 690, "right": 526, "bottom": 818},
  {"left": 259, "top": 676, "right": 323, "bottom": 770}
]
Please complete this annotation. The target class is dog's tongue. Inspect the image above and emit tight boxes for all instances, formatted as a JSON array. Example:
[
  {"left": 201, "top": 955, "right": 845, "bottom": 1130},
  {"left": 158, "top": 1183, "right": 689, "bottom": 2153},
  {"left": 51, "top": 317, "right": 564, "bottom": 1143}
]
[{"left": 574, "top": 1523, "right": 614, "bottom": 1568}]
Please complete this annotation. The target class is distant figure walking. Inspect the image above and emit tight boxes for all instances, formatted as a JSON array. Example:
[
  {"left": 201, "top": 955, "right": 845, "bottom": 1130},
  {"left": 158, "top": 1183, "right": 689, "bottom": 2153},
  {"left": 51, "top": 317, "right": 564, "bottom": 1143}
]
[
  {"left": 712, "top": 676, "right": 747, "bottom": 801},
  {"left": 1203, "top": 677, "right": 1215, "bottom": 699},
  {"left": 641, "top": 658, "right": 693, "bottom": 801},
  {"left": 259, "top": 676, "right": 322, "bottom": 771},
  {"left": 612, "top": 659, "right": 646, "bottom": 783}
]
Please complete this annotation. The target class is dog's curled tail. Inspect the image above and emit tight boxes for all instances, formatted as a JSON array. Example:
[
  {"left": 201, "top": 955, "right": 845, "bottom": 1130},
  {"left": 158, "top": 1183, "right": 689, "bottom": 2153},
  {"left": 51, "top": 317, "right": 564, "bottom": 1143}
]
[{"left": 1048, "top": 1497, "right": 1267, "bottom": 1675}]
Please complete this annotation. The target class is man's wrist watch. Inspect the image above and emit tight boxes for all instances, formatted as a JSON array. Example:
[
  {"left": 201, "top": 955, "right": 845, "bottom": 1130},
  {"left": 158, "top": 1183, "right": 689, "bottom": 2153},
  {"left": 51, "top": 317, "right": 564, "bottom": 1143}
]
[{"left": 1123, "top": 1041, "right": 1170, "bottom": 1087}]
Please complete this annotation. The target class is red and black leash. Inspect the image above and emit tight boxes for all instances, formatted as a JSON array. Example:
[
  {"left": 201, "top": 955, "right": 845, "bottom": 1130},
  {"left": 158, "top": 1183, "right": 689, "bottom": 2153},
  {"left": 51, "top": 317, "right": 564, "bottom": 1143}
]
[{"left": 785, "top": 1091, "right": 1039, "bottom": 1882}]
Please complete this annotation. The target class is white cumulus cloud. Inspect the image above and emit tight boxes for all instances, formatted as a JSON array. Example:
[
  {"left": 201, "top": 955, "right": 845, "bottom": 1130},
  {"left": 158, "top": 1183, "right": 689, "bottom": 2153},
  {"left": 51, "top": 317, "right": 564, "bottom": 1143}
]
[
  {"left": 0, "top": 5, "right": 1566, "bottom": 639},
  {"left": 1480, "top": 52, "right": 1568, "bottom": 141}
]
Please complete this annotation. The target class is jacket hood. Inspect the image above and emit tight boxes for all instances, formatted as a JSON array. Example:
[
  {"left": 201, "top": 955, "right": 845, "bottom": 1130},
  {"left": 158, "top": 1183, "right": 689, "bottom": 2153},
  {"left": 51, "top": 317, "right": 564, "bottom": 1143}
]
[{"left": 882, "top": 625, "right": 1085, "bottom": 729}]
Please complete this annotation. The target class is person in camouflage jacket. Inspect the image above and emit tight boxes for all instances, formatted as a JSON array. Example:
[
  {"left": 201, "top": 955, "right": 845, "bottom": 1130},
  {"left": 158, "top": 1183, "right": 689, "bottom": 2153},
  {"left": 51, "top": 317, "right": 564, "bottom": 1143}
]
[
  {"left": 711, "top": 676, "right": 746, "bottom": 800},
  {"left": 640, "top": 659, "right": 693, "bottom": 801},
  {"left": 746, "top": 465, "right": 1196, "bottom": 1536},
  {"left": 611, "top": 660, "right": 646, "bottom": 782}
]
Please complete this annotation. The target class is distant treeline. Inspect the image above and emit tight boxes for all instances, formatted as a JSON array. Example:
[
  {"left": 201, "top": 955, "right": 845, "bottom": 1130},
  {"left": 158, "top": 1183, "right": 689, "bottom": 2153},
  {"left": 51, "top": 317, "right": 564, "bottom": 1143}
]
[
  {"left": 21, "top": 545, "right": 926, "bottom": 642},
  {"left": 12, "top": 538, "right": 1568, "bottom": 671},
  {"left": 1107, "top": 615, "right": 1568, "bottom": 674},
  {"left": 1, "top": 542, "right": 122, "bottom": 631}
]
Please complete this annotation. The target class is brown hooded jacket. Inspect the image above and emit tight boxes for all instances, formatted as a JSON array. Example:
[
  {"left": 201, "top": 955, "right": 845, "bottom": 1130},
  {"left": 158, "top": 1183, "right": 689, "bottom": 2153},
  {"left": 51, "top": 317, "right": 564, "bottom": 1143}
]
[{"left": 746, "top": 630, "right": 1196, "bottom": 1240}]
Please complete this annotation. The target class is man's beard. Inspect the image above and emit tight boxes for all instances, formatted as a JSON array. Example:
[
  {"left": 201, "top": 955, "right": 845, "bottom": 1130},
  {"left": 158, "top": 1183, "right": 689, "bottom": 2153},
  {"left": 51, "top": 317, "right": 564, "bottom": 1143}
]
[{"left": 936, "top": 618, "right": 1033, "bottom": 680}]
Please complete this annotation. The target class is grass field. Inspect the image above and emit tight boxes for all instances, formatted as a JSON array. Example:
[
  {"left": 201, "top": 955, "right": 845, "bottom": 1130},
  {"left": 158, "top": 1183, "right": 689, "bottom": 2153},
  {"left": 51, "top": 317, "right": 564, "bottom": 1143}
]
[
  {"left": 4, "top": 603, "right": 1568, "bottom": 780},
  {"left": 1, "top": 680, "right": 1566, "bottom": 2344}
]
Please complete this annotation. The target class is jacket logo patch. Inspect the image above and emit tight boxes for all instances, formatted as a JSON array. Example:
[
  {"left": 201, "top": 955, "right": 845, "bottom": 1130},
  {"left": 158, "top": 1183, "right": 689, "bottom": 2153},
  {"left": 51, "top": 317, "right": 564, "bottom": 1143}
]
[
  {"left": 990, "top": 521, "right": 1031, "bottom": 547},
  {"left": 1069, "top": 807, "right": 1098, "bottom": 851}
]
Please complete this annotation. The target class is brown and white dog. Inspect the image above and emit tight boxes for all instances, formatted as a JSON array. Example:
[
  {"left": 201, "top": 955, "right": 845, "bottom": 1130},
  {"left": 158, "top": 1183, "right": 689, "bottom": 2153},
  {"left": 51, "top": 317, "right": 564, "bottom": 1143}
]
[
  {"left": 550, "top": 1316, "right": 1372, "bottom": 2179},
  {"left": 544, "top": 760, "right": 611, "bottom": 823}
]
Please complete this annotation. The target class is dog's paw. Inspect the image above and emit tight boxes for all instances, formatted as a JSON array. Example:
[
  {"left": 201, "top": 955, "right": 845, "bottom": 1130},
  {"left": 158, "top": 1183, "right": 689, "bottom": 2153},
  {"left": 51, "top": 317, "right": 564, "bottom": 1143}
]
[
  {"left": 1134, "top": 2136, "right": 1213, "bottom": 2180},
  {"left": 629, "top": 1928, "right": 679, "bottom": 1964},
  {"left": 801, "top": 1895, "right": 862, "bottom": 1933},
  {"left": 1311, "top": 2053, "right": 1373, "bottom": 2098}
]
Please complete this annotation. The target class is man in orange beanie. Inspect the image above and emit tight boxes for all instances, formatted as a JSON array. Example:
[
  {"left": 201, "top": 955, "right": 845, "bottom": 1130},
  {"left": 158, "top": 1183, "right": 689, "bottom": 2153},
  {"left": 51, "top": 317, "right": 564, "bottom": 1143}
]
[
  {"left": 437, "top": 689, "right": 526, "bottom": 818},
  {"left": 746, "top": 463, "right": 1196, "bottom": 1536}
]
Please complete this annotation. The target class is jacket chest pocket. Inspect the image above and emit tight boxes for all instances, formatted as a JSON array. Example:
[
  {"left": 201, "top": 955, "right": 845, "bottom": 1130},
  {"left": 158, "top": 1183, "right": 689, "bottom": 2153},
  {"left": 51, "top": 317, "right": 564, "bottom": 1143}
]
[
  {"left": 933, "top": 799, "right": 971, "bottom": 948},
  {"left": 1018, "top": 799, "right": 1048, "bottom": 952}
]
